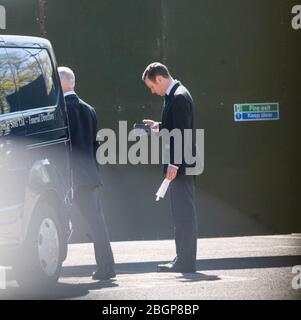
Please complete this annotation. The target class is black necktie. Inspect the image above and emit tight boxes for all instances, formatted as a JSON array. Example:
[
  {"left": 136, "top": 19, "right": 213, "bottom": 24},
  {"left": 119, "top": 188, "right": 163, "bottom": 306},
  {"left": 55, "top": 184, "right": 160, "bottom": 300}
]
[{"left": 163, "top": 94, "right": 169, "bottom": 109}]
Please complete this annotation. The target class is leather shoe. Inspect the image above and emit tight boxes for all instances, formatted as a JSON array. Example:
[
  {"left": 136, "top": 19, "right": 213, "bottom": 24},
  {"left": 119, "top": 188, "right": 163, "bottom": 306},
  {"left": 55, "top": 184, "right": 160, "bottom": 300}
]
[
  {"left": 157, "top": 262, "right": 196, "bottom": 273},
  {"left": 92, "top": 269, "right": 116, "bottom": 280}
]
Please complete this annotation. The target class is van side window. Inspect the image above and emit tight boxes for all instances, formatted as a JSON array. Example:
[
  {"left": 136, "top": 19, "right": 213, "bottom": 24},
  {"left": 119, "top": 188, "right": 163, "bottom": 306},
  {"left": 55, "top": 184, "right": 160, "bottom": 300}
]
[
  {"left": 0, "top": 48, "right": 18, "bottom": 115},
  {"left": 6, "top": 48, "right": 57, "bottom": 111},
  {"left": 34, "top": 49, "right": 57, "bottom": 106}
]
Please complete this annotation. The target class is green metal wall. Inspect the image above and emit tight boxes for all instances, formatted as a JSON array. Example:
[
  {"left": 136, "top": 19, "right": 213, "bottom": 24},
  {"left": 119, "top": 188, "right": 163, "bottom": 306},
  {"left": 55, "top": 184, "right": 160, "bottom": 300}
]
[{"left": 1, "top": 0, "right": 300, "bottom": 239}]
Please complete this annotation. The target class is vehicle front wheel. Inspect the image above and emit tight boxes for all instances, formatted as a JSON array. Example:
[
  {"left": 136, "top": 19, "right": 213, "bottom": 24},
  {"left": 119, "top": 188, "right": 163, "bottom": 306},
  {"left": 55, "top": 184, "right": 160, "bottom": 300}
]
[{"left": 13, "top": 202, "right": 65, "bottom": 291}]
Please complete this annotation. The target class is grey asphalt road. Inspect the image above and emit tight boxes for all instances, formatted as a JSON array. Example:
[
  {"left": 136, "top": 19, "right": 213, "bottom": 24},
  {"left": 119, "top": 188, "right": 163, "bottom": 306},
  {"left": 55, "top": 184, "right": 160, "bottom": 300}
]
[{"left": 1, "top": 234, "right": 301, "bottom": 300}]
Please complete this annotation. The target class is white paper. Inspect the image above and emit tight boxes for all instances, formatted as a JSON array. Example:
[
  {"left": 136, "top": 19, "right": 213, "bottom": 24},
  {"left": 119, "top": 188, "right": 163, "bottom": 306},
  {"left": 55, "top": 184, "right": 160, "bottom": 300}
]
[{"left": 156, "top": 178, "right": 171, "bottom": 201}]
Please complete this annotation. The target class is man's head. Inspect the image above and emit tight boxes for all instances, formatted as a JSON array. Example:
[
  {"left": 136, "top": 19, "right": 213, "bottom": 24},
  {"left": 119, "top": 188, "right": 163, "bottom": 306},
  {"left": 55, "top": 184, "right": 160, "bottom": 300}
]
[
  {"left": 142, "top": 62, "right": 172, "bottom": 96},
  {"left": 58, "top": 66, "right": 76, "bottom": 94}
]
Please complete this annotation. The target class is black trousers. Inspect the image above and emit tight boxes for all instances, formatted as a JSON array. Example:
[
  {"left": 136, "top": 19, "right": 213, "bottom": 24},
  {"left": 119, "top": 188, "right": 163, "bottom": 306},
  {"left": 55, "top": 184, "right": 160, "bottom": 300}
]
[
  {"left": 169, "top": 175, "right": 198, "bottom": 269},
  {"left": 74, "top": 186, "right": 115, "bottom": 272}
]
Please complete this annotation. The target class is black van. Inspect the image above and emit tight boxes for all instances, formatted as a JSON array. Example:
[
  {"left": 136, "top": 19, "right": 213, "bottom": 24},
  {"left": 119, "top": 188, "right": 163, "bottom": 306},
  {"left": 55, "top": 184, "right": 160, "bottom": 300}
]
[{"left": 0, "top": 35, "right": 72, "bottom": 289}]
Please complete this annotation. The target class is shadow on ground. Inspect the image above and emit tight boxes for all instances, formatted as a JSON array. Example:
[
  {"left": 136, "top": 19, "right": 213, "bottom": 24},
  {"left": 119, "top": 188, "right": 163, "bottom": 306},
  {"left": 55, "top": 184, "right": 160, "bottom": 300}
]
[
  {"left": 61, "top": 254, "right": 301, "bottom": 277},
  {"left": 1, "top": 254, "right": 300, "bottom": 300}
]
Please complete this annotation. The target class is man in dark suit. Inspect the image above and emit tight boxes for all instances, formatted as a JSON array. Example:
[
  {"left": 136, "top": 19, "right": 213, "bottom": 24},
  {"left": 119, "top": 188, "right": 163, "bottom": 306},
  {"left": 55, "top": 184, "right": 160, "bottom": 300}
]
[
  {"left": 58, "top": 67, "right": 115, "bottom": 280},
  {"left": 142, "top": 62, "right": 198, "bottom": 273}
]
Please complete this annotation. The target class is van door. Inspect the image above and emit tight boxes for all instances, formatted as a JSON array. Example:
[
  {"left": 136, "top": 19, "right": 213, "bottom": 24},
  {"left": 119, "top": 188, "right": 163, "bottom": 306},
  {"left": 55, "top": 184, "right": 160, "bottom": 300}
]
[
  {"left": 6, "top": 47, "right": 72, "bottom": 232},
  {"left": 0, "top": 47, "right": 26, "bottom": 244}
]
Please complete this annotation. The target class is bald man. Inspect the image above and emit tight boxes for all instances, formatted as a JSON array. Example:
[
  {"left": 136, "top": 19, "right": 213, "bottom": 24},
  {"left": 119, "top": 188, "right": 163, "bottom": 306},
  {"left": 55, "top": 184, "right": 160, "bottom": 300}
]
[{"left": 58, "top": 67, "right": 115, "bottom": 281}]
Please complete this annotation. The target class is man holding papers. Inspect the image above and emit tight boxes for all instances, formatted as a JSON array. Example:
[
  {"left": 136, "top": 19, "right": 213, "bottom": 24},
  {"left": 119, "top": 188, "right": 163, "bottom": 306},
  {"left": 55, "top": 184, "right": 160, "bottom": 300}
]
[{"left": 142, "top": 62, "right": 198, "bottom": 273}]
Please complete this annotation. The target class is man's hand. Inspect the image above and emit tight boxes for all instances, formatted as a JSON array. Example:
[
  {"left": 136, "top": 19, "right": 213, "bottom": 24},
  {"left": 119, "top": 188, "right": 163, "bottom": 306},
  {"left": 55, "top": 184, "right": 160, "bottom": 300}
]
[
  {"left": 143, "top": 119, "right": 159, "bottom": 133},
  {"left": 166, "top": 165, "right": 178, "bottom": 181}
]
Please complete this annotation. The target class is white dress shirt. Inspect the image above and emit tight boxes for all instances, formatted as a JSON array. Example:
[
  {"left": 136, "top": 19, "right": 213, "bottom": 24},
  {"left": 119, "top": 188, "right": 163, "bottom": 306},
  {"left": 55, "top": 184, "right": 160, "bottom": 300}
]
[
  {"left": 166, "top": 79, "right": 177, "bottom": 96},
  {"left": 64, "top": 90, "right": 76, "bottom": 97}
]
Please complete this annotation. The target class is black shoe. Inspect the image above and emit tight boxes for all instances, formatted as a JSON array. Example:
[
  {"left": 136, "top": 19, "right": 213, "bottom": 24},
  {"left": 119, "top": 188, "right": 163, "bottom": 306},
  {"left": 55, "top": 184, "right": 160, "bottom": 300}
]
[
  {"left": 157, "top": 262, "right": 196, "bottom": 273},
  {"left": 92, "top": 269, "right": 116, "bottom": 280}
]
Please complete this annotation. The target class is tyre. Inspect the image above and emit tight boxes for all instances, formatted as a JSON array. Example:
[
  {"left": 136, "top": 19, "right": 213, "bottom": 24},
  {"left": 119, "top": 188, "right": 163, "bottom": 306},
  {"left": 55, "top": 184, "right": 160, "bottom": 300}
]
[{"left": 13, "top": 202, "right": 66, "bottom": 291}]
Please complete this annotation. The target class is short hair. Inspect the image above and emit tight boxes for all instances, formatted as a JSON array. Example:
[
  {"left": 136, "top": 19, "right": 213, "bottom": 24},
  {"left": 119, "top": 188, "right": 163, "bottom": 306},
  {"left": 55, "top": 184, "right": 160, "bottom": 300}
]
[
  {"left": 58, "top": 66, "right": 76, "bottom": 88},
  {"left": 142, "top": 62, "right": 170, "bottom": 82}
]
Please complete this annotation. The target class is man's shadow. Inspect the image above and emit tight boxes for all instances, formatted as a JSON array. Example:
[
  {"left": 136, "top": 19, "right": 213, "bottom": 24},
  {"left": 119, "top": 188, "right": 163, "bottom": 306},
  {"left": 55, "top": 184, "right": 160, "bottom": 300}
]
[
  {"left": 176, "top": 273, "right": 220, "bottom": 283},
  {"left": 61, "top": 262, "right": 220, "bottom": 278},
  {"left": 6, "top": 252, "right": 297, "bottom": 299},
  {"left": 0, "top": 267, "right": 118, "bottom": 300},
  {"left": 1, "top": 261, "right": 220, "bottom": 299}
]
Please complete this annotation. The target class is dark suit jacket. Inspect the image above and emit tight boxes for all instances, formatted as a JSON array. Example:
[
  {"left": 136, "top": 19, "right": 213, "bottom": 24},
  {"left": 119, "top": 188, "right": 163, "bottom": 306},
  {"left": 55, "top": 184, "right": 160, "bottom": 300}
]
[
  {"left": 65, "top": 94, "right": 102, "bottom": 189},
  {"left": 161, "top": 81, "right": 197, "bottom": 176}
]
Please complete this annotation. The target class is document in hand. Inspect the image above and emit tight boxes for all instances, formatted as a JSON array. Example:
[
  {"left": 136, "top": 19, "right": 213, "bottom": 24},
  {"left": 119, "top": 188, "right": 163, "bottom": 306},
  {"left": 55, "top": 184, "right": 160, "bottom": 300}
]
[{"left": 156, "top": 178, "right": 171, "bottom": 201}]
